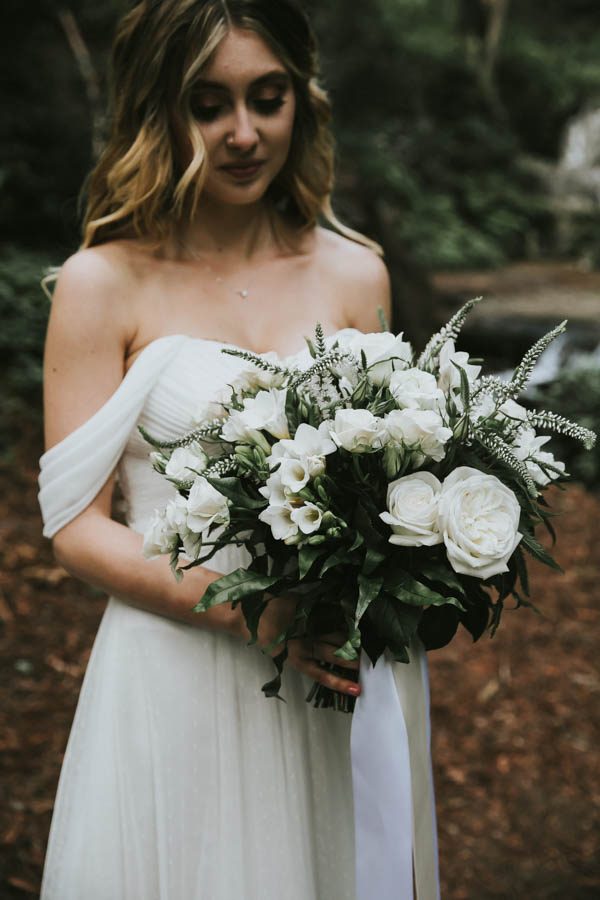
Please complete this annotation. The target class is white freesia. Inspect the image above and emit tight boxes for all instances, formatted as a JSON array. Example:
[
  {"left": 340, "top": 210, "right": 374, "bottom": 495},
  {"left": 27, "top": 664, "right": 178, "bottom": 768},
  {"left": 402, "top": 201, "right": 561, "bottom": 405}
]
[
  {"left": 379, "top": 471, "right": 443, "bottom": 547},
  {"left": 259, "top": 471, "right": 289, "bottom": 506},
  {"left": 438, "top": 466, "right": 522, "bottom": 579},
  {"left": 186, "top": 477, "right": 230, "bottom": 534},
  {"left": 278, "top": 457, "right": 312, "bottom": 493},
  {"left": 165, "top": 443, "right": 208, "bottom": 481},
  {"left": 384, "top": 408, "right": 452, "bottom": 466},
  {"left": 270, "top": 422, "right": 337, "bottom": 465},
  {"left": 496, "top": 399, "right": 529, "bottom": 424},
  {"left": 437, "top": 339, "right": 481, "bottom": 396},
  {"left": 512, "top": 427, "right": 566, "bottom": 486},
  {"left": 469, "top": 392, "right": 496, "bottom": 422},
  {"left": 389, "top": 367, "right": 446, "bottom": 411},
  {"left": 258, "top": 501, "right": 299, "bottom": 543},
  {"left": 221, "top": 388, "right": 290, "bottom": 442},
  {"left": 328, "top": 408, "right": 388, "bottom": 452},
  {"left": 341, "top": 331, "right": 413, "bottom": 386},
  {"left": 290, "top": 502, "right": 323, "bottom": 535}
]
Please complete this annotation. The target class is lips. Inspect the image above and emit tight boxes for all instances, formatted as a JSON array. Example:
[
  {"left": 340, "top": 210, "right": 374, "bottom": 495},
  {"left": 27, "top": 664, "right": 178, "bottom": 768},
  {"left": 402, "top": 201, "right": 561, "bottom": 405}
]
[{"left": 220, "top": 161, "right": 266, "bottom": 180}]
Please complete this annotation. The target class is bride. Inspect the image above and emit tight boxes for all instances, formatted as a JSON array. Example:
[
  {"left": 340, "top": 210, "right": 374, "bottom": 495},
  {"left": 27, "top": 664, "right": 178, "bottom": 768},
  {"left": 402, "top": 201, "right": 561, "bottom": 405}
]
[{"left": 38, "top": 1, "right": 439, "bottom": 898}]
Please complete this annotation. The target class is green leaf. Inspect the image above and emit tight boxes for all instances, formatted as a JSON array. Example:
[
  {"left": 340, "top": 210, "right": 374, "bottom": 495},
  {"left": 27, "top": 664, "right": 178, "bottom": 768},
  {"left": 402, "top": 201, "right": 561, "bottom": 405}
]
[
  {"left": 320, "top": 546, "right": 353, "bottom": 577},
  {"left": 193, "top": 568, "right": 280, "bottom": 612},
  {"left": 356, "top": 574, "right": 384, "bottom": 626},
  {"left": 367, "top": 592, "right": 422, "bottom": 651},
  {"left": 353, "top": 501, "right": 386, "bottom": 551},
  {"left": 418, "top": 605, "right": 460, "bottom": 650},
  {"left": 298, "top": 544, "right": 325, "bottom": 580},
  {"left": 240, "top": 595, "right": 269, "bottom": 645},
  {"left": 203, "top": 476, "right": 265, "bottom": 510},
  {"left": 384, "top": 570, "right": 466, "bottom": 610},
  {"left": 520, "top": 531, "right": 563, "bottom": 572},
  {"left": 261, "top": 646, "right": 288, "bottom": 702},
  {"left": 418, "top": 560, "right": 466, "bottom": 596},
  {"left": 348, "top": 531, "right": 364, "bottom": 552},
  {"left": 362, "top": 547, "right": 386, "bottom": 575}
]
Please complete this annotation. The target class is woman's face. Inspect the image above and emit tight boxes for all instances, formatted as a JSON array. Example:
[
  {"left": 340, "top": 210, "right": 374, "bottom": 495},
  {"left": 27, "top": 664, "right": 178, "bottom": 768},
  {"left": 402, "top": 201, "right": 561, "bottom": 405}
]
[{"left": 187, "top": 27, "right": 296, "bottom": 208}]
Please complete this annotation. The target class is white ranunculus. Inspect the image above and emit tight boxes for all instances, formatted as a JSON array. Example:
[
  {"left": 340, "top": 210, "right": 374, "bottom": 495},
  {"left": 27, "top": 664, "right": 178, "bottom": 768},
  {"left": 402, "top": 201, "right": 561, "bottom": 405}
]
[
  {"left": 342, "top": 331, "right": 413, "bottom": 386},
  {"left": 379, "top": 471, "right": 443, "bottom": 547},
  {"left": 142, "top": 501, "right": 182, "bottom": 559},
  {"left": 512, "top": 427, "right": 566, "bottom": 486},
  {"left": 186, "top": 477, "right": 230, "bottom": 534},
  {"left": 384, "top": 408, "right": 452, "bottom": 466},
  {"left": 228, "top": 352, "right": 286, "bottom": 393},
  {"left": 437, "top": 339, "right": 481, "bottom": 396},
  {"left": 258, "top": 501, "right": 299, "bottom": 543},
  {"left": 438, "top": 466, "right": 522, "bottom": 579},
  {"left": 469, "top": 392, "right": 496, "bottom": 422},
  {"left": 290, "top": 502, "right": 323, "bottom": 535},
  {"left": 389, "top": 367, "right": 446, "bottom": 411},
  {"left": 496, "top": 399, "right": 529, "bottom": 424},
  {"left": 165, "top": 443, "right": 208, "bottom": 481},
  {"left": 328, "top": 408, "right": 388, "bottom": 452}
]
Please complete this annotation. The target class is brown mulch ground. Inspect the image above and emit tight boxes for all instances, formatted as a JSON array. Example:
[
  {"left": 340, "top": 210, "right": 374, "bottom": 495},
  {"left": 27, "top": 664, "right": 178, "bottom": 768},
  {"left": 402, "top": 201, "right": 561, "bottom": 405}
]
[{"left": 0, "top": 456, "right": 598, "bottom": 899}]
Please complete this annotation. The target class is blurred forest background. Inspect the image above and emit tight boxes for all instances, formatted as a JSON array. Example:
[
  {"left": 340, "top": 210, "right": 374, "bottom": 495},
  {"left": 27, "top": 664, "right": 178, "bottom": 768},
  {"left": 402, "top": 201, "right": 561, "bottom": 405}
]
[{"left": 1, "top": 1, "right": 599, "bottom": 897}]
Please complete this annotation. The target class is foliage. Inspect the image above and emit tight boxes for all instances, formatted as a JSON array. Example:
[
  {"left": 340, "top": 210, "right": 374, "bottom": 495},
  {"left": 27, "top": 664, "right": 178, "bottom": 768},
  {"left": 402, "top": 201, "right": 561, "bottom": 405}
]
[
  {"left": 0, "top": 246, "right": 51, "bottom": 455},
  {"left": 530, "top": 357, "right": 600, "bottom": 487}
]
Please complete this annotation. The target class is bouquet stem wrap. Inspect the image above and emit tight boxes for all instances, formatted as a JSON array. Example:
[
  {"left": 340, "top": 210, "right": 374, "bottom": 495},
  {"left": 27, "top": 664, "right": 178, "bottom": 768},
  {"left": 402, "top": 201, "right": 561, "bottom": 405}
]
[{"left": 351, "top": 642, "right": 440, "bottom": 900}]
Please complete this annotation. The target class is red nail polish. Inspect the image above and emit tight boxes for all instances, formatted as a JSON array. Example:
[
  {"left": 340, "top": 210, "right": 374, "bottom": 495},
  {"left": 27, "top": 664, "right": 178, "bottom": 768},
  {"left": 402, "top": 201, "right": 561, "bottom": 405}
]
[{"left": 348, "top": 685, "right": 361, "bottom": 697}]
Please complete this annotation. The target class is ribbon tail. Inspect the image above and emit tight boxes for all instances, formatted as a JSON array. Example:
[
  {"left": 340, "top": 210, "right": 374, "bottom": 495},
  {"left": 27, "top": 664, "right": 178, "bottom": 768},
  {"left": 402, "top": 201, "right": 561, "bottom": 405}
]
[
  {"left": 350, "top": 648, "right": 414, "bottom": 900},
  {"left": 350, "top": 639, "right": 441, "bottom": 900}
]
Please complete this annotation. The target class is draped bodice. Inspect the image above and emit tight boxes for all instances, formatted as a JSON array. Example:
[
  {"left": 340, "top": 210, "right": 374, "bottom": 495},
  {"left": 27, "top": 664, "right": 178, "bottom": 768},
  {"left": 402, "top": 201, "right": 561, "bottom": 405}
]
[{"left": 38, "top": 330, "right": 359, "bottom": 540}]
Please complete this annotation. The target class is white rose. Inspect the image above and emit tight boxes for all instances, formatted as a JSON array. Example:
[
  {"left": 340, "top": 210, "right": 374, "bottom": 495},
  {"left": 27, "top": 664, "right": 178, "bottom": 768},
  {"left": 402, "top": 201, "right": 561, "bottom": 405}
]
[
  {"left": 328, "top": 408, "right": 388, "bottom": 452},
  {"left": 290, "top": 502, "right": 323, "bottom": 535},
  {"left": 343, "top": 331, "right": 413, "bottom": 386},
  {"left": 512, "top": 427, "right": 566, "bottom": 486},
  {"left": 164, "top": 443, "right": 208, "bottom": 481},
  {"left": 437, "top": 339, "right": 481, "bottom": 396},
  {"left": 379, "top": 471, "right": 443, "bottom": 547},
  {"left": 389, "top": 367, "right": 446, "bottom": 411},
  {"left": 186, "top": 477, "right": 230, "bottom": 534},
  {"left": 384, "top": 408, "right": 452, "bottom": 466},
  {"left": 258, "top": 501, "right": 299, "bottom": 543},
  {"left": 438, "top": 466, "right": 522, "bottom": 579}
]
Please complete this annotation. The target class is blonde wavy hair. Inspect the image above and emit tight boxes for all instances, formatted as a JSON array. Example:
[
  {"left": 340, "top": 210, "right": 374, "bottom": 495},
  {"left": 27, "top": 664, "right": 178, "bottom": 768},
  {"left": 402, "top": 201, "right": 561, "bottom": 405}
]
[{"left": 81, "top": 0, "right": 381, "bottom": 254}]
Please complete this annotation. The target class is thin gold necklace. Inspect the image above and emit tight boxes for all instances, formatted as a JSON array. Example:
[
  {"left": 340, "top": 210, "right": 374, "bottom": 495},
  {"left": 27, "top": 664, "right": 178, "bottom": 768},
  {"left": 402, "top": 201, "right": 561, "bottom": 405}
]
[{"left": 176, "top": 237, "right": 260, "bottom": 301}]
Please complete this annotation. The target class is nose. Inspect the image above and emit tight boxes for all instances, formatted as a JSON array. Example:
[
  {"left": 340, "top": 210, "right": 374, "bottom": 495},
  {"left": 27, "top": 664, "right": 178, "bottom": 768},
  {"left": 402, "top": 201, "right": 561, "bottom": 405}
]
[{"left": 226, "top": 103, "right": 259, "bottom": 152}]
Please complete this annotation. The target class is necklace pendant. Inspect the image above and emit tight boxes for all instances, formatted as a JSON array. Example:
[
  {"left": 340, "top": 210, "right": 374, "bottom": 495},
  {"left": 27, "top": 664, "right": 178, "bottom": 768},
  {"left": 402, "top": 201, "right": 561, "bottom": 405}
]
[{"left": 237, "top": 289, "right": 250, "bottom": 299}]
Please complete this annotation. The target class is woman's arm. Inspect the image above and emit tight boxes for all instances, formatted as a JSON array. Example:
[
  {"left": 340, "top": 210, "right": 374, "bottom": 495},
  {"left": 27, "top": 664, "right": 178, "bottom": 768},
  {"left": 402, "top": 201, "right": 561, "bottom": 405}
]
[{"left": 43, "top": 247, "right": 239, "bottom": 634}]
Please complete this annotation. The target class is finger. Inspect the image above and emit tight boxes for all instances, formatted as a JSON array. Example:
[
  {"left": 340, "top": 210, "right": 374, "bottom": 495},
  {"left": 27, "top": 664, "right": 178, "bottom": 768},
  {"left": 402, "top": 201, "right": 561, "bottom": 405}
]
[
  {"left": 300, "top": 659, "right": 361, "bottom": 696},
  {"left": 310, "top": 640, "right": 360, "bottom": 670}
]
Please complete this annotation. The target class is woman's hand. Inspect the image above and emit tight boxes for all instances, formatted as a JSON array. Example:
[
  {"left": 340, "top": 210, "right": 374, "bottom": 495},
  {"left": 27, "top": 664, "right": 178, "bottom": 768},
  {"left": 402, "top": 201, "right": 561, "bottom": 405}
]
[{"left": 234, "top": 592, "right": 361, "bottom": 698}]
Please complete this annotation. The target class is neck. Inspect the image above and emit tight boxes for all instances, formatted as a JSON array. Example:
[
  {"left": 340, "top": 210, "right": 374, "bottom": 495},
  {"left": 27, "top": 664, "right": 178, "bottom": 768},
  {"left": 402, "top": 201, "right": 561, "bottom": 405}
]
[{"left": 175, "top": 197, "right": 281, "bottom": 264}]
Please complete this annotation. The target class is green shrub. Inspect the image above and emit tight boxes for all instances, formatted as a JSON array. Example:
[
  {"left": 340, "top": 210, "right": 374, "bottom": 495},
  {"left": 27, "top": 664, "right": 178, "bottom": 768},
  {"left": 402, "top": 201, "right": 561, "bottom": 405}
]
[{"left": 0, "top": 245, "right": 53, "bottom": 454}]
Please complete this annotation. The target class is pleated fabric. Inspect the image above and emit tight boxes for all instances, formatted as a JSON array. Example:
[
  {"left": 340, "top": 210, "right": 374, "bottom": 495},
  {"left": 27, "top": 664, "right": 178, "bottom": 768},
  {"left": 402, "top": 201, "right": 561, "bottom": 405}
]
[{"left": 38, "top": 333, "right": 439, "bottom": 899}]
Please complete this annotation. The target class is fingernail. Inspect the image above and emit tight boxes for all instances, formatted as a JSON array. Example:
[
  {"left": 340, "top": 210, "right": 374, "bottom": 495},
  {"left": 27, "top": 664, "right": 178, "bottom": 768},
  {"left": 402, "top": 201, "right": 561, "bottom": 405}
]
[{"left": 347, "top": 685, "right": 361, "bottom": 697}]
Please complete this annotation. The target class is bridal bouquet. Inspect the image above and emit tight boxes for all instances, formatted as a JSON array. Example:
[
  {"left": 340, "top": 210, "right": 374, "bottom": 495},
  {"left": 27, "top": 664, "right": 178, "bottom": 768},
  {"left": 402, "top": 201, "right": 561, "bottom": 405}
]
[{"left": 141, "top": 298, "right": 596, "bottom": 711}]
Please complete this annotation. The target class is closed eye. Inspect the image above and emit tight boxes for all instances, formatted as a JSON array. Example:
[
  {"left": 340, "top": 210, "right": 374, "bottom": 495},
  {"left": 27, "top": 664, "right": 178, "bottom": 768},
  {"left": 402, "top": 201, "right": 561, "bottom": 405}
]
[{"left": 193, "top": 96, "right": 286, "bottom": 123}]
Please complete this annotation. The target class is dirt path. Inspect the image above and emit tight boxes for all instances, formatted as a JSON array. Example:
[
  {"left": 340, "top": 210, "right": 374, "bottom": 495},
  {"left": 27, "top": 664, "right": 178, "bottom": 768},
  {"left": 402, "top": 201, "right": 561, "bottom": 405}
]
[{"left": 1, "top": 458, "right": 599, "bottom": 898}]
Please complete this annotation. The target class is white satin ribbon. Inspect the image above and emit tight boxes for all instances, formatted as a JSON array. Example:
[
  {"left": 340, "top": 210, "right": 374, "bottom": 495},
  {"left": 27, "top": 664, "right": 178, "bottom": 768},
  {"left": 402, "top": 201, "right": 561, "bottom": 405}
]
[{"left": 350, "top": 644, "right": 441, "bottom": 900}]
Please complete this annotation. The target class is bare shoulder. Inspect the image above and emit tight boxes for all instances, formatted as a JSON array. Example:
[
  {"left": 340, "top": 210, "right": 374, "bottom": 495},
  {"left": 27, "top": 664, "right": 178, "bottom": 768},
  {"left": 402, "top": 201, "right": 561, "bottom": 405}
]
[
  {"left": 51, "top": 241, "right": 141, "bottom": 335},
  {"left": 314, "top": 227, "right": 392, "bottom": 331}
]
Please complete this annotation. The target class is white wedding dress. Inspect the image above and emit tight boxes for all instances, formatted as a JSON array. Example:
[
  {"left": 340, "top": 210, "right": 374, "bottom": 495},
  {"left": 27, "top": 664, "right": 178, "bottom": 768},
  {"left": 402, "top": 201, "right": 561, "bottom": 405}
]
[{"left": 38, "top": 331, "right": 440, "bottom": 900}]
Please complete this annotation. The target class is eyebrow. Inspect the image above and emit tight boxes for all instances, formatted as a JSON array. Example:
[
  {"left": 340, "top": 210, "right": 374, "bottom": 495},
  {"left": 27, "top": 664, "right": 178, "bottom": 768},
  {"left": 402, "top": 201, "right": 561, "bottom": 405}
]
[{"left": 193, "top": 70, "right": 291, "bottom": 91}]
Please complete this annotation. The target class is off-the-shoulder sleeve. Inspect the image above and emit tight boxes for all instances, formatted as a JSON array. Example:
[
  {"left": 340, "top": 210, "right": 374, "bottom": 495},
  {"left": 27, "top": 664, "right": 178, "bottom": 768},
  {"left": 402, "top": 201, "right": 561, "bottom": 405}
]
[{"left": 38, "top": 335, "right": 187, "bottom": 539}]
